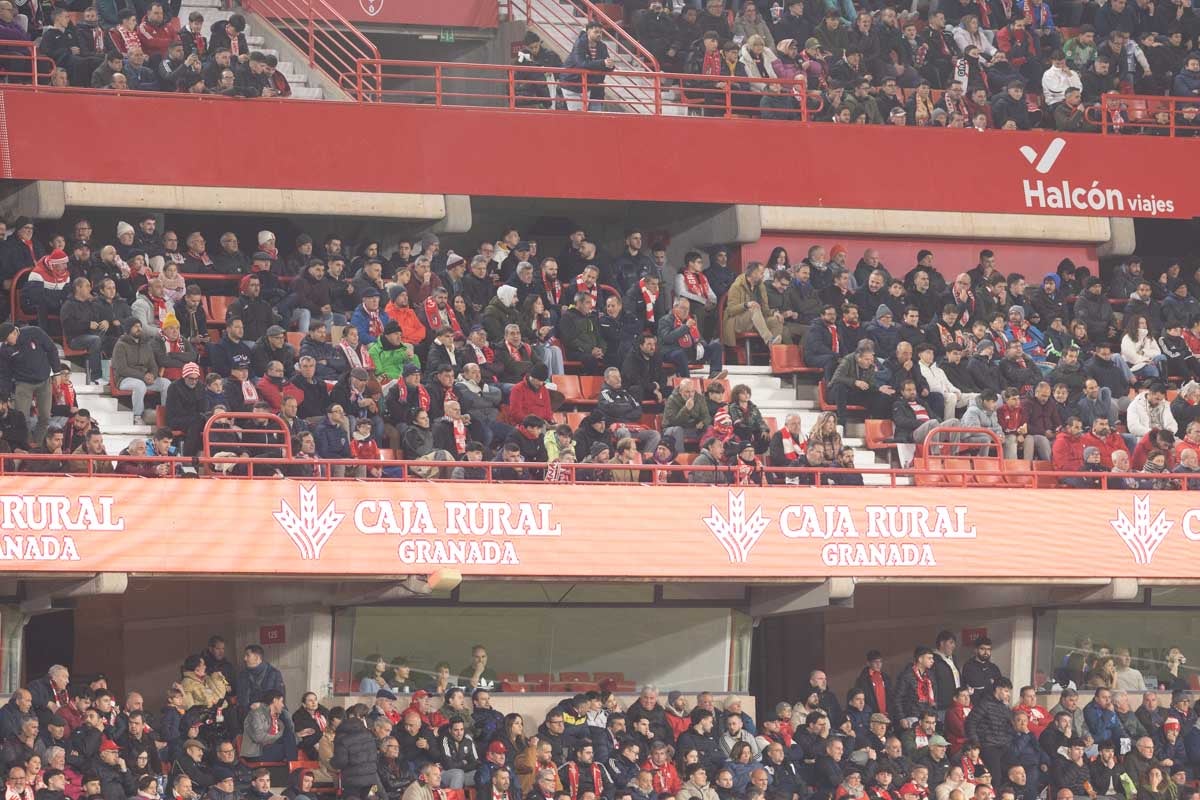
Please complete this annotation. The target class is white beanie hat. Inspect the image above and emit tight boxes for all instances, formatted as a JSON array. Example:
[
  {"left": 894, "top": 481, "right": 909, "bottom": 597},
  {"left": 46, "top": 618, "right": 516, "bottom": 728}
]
[
  {"left": 496, "top": 285, "right": 518, "bottom": 307},
  {"left": 116, "top": 221, "right": 134, "bottom": 238},
  {"left": 258, "top": 230, "right": 274, "bottom": 245}
]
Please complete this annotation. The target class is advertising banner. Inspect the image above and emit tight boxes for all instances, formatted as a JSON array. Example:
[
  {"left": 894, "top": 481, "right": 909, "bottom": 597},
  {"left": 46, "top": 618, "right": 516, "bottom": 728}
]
[
  {"left": 2, "top": 480, "right": 1198, "bottom": 578},
  {"left": 3, "top": 91, "right": 1197, "bottom": 219}
]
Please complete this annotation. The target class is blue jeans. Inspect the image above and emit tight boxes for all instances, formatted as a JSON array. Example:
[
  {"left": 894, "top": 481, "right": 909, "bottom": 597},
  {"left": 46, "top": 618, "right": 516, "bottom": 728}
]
[
  {"left": 662, "top": 343, "right": 724, "bottom": 378},
  {"left": 69, "top": 334, "right": 102, "bottom": 381},
  {"left": 291, "top": 307, "right": 334, "bottom": 335}
]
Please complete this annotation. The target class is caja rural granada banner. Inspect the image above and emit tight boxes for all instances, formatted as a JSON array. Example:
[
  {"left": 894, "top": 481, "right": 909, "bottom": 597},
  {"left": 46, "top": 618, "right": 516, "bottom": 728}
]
[{"left": 4, "top": 479, "right": 1200, "bottom": 578}]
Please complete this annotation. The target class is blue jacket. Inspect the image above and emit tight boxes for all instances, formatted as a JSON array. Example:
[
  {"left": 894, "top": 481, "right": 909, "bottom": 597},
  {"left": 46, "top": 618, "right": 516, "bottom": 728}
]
[
  {"left": 1174, "top": 69, "right": 1200, "bottom": 97},
  {"left": 234, "top": 661, "right": 286, "bottom": 714},
  {"left": 208, "top": 335, "right": 252, "bottom": 378},
  {"left": 562, "top": 30, "right": 612, "bottom": 97},
  {"left": 350, "top": 305, "right": 381, "bottom": 345},
  {"left": 1083, "top": 699, "right": 1123, "bottom": 747},
  {"left": 313, "top": 418, "right": 350, "bottom": 460}
]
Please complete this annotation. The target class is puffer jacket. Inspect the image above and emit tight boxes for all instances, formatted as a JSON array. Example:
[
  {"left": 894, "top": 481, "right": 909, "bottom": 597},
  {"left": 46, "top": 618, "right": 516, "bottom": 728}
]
[
  {"left": 960, "top": 395, "right": 1003, "bottom": 439},
  {"left": 331, "top": 719, "right": 383, "bottom": 790},
  {"left": 111, "top": 331, "right": 160, "bottom": 383},
  {"left": 965, "top": 691, "right": 1013, "bottom": 748}
]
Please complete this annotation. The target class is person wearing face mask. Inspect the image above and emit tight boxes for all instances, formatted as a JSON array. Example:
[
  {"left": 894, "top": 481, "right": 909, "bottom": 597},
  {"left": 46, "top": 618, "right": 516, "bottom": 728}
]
[{"left": 111, "top": 319, "right": 172, "bottom": 425}]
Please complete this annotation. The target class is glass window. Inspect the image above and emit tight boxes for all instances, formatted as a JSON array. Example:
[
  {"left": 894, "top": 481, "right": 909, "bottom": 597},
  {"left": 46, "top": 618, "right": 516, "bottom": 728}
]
[
  {"left": 332, "top": 604, "right": 751, "bottom": 695},
  {"left": 1035, "top": 608, "right": 1197, "bottom": 692}
]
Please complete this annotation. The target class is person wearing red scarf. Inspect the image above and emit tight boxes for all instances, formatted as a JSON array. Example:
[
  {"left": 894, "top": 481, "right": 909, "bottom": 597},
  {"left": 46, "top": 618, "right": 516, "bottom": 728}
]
[
  {"left": 658, "top": 297, "right": 726, "bottom": 379},
  {"left": 895, "top": 647, "right": 937, "bottom": 728},
  {"left": 766, "top": 413, "right": 807, "bottom": 484},
  {"left": 560, "top": 742, "right": 608, "bottom": 800},
  {"left": 423, "top": 288, "right": 463, "bottom": 343},
  {"left": 625, "top": 275, "right": 664, "bottom": 327},
  {"left": 539, "top": 259, "right": 565, "bottom": 321},
  {"left": 855, "top": 650, "right": 892, "bottom": 716},
  {"left": 25, "top": 248, "right": 71, "bottom": 330}
]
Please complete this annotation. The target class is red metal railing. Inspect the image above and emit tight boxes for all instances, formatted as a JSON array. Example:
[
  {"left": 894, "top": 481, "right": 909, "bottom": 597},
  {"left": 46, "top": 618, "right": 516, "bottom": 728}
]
[
  {"left": 502, "top": 0, "right": 659, "bottom": 74},
  {"left": 0, "top": 449, "right": 1190, "bottom": 489},
  {"left": 343, "top": 60, "right": 813, "bottom": 121},
  {"left": 1082, "top": 93, "right": 1200, "bottom": 137},
  {"left": 241, "top": 0, "right": 380, "bottom": 95},
  {"left": 0, "top": 40, "right": 61, "bottom": 84}
]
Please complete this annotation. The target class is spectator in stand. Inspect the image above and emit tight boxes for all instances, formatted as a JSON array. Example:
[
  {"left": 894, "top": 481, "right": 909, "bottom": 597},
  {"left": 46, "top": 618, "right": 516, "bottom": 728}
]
[
  {"left": 59, "top": 278, "right": 105, "bottom": 386},
  {"left": 1127, "top": 383, "right": 1177, "bottom": 438},
  {"left": 1052, "top": 415, "right": 1087, "bottom": 485},
  {"left": 0, "top": 322, "right": 59, "bottom": 445},
  {"left": 723, "top": 262, "right": 784, "bottom": 349},
  {"left": 561, "top": 22, "right": 614, "bottom": 111},
  {"left": 830, "top": 341, "right": 895, "bottom": 426}
]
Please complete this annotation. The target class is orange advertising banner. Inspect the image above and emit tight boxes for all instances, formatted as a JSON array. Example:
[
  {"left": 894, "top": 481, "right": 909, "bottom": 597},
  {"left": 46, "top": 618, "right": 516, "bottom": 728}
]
[{"left": 1, "top": 479, "right": 1198, "bottom": 578}]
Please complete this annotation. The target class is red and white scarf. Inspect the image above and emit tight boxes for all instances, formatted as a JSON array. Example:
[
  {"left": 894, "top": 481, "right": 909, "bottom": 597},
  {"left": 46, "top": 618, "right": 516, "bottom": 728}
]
[
  {"left": 451, "top": 419, "right": 467, "bottom": 454},
  {"left": 313, "top": 711, "right": 327, "bottom": 732},
  {"left": 399, "top": 381, "right": 431, "bottom": 412},
  {"left": 241, "top": 379, "right": 259, "bottom": 404},
  {"left": 542, "top": 273, "right": 562, "bottom": 305},
  {"left": 778, "top": 428, "right": 805, "bottom": 462},
  {"left": 639, "top": 278, "right": 658, "bottom": 323},
  {"left": 575, "top": 276, "right": 598, "bottom": 302},
  {"left": 423, "top": 297, "right": 462, "bottom": 338},
  {"left": 682, "top": 268, "right": 711, "bottom": 299},
  {"left": 362, "top": 308, "right": 384, "bottom": 340},
  {"left": 340, "top": 340, "right": 374, "bottom": 372},
  {"left": 673, "top": 313, "right": 701, "bottom": 349},
  {"left": 506, "top": 341, "right": 530, "bottom": 362},
  {"left": 114, "top": 25, "right": 139, "bottom": 53},
  {"left": 468, "top": 342, "right": 493, "bottom": 365},
  {"left": 162, "top": 333, "right": 185, "bottom": 354}
]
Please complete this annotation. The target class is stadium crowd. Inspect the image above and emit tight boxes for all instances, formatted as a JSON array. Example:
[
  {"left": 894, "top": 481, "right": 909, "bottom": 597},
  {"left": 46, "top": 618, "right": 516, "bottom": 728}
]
[
  {"left": 3, "top": 634, "right": 1198, "bottom": 800},
  {"left": 0, "top": 213, "right": 1192, "bottom": 484},
  {"left": 5, "top": 0, "right": 294, "bottom": 96},
  {"left": 510, "top": 0, "right": 1200, "bottom": 132}
]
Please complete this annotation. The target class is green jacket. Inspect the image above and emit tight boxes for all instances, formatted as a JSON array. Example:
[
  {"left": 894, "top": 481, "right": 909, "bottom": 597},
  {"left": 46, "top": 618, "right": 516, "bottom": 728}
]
[
  {"left": 368, "top": 338, "right": 419, "bottom": 380},
  {"left": 663, "top": 388, "right": 711, "bottom": 430}
]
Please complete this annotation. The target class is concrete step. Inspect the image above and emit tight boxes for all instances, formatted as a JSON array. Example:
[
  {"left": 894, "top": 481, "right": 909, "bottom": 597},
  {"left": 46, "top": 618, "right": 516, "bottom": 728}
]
[
  {"left": 292, "top": 86, "right": 323, "bottom": 99},
  {"left": 247, "top": 34, "right": 264, "bottom": 46},
  {"left": 725, "top": 365, "right": 774, "bottom": 375}
]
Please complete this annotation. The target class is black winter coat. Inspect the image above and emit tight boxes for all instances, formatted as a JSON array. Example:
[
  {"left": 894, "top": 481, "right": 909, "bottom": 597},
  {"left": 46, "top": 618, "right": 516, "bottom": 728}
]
[
  {"left": 331, "top": 719, "right": 383, "bottom": 790},
  {"left": 0, "top": 325, "right": 59, "bottom": 396}
]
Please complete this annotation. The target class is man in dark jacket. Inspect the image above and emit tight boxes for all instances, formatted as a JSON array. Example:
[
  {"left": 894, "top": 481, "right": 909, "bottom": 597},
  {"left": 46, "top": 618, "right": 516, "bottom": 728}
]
[
  {"left": 961, "top": 638, "right": 1004, "bottom": 696},
  {"left": 597, "top": 367, "right": 660, "bottom": 455},
  {"left": 208, "top": 318, "right": 252, "bottom": 379},
  {"left": 931, "top": 632, "right": 960, "bottom": 712},
  {"left": 965, "top": 677, "right": 1014, "bottom": 778},
  {"left": 625, "top": 688, "right": 673, "bottom": 747},
  {"left": 250, "top": 326, "right": 296, "bottom": 381},
  {"left": 676, "top": 710, "right": 722, "bottom": 774},
  {"left": 226, "top": 275, "right": 279, "bottom": 343},
  {"left": 621, "top": 333, "right": 670, "bottom": 404},
  {"left": 562, "top": 23, "right": 614, "bottom": 111},
  {"left": 332, "top": 706, "right": 383, "bottom": 799},
  {"left": 560, "top": 293, "right": 608, "bottom": 374},
  {"left": 59, "top": 277, "right": 105, "bottom": 385},
  {"left": 0, "top": 322, "right": 60, "bottom": 445},
  {"left": 165, "top": 364, "right": 207, "bottom": 455}
]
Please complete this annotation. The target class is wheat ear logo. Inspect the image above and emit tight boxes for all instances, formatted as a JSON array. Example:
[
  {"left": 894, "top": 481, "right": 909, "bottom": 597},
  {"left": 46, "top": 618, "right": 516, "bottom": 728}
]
[
  {"left": 274, "top": 485, "right": 345, "bottom": 559},
  {"left": 702, "top": 491, "right": 771, "bottom": 563}
]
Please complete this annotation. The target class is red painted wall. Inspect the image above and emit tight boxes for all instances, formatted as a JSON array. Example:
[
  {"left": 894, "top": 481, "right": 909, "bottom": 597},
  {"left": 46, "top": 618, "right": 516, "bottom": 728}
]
[
  {"left": 743, "top": 235, "right": 1098, "bottom": 279},
  {"left": 0, "top": 88, "right": 1191, "bottom": 219},
  {"left": 246, "top": 0, "right": 497, "bottom": 27}
]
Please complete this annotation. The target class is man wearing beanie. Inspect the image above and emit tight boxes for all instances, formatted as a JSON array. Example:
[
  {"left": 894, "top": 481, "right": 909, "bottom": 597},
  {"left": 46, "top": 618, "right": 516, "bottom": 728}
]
[
  {"left": 0, "top": 322, "right": 60, "bottom": 444},
  {"left": 112, "top": 319, "right": 172, "bottom": 425},
  {"left": 23, "top": 248, "right": 71, "bottom": 331},
  {"left": 165, "top": 362, "right": 207, "bottom": 455},
  {"left": 369, "top": 320, "right": 420, "bottom": 381},
  {"left": 506, "top": 363, "right": 553, "bottom": 425}
]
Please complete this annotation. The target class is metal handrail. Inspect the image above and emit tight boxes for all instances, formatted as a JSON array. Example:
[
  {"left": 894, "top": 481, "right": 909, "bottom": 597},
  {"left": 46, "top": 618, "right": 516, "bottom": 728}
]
[
  {"left": 344, "top": 59, "right": 812, "bottom": 121},
  {"left": 0, "top": 449, "right": 1189, "bottom": 488},
  {"left": 242, "top": 0, "right": 380, "bottom": 94},
  {"left": 503, "top": 0, "right": 659, "bottom": 74},
  {"left": 0, "top": 39, "right": 58, "bottom": 85}
]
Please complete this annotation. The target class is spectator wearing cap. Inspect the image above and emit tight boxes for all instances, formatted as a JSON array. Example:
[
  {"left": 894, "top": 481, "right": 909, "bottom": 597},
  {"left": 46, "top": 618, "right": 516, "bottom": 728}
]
[
  {"left": 352, "top": 288, "right": 387, "bottom": 346},
  {"left": 299, "top": 322, "right": 348, "bottom": 383},
  {"left": 94, "top": 737, "right": 135, "bottom": 800},
  {"left": 247, "top": 323, "right": 294, "bottom": 380},
  {"left": 475, "top": 739, "right": 517, "bottom": 796},
  {"left": 383, "top": 285, "right": 427, "bottom": 347},
  {"left": 205, "top": 764, "right": 236, "bottom": 800},
  {"left": 330, "top": 367, "right": 383, "bottom": 444}
]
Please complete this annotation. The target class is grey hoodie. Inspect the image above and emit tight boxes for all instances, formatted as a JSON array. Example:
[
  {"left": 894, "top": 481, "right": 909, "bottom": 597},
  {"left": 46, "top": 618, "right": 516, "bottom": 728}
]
[{"left": 960, "top": 395, "right": 1002, "bottom": 438}]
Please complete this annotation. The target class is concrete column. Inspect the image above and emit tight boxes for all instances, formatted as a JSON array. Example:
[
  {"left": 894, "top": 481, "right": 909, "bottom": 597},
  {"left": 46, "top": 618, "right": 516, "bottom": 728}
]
[
  {"left": 0, "top": 606, "right": 28, "bottom": 695},
  {"left": 1011, "top": 611, "right": 1035, "bottom": 688}
]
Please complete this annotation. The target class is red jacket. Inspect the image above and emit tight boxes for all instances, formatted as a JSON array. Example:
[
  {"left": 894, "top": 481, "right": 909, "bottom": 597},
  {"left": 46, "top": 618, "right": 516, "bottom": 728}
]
[
  {"left": 137, "top": 20, "right": 174, "bottom": 58},
  {"left": 665, "top": 710, "right": 691, "bottom": 742},
  {"left": 1014, "top": 703, "right": 1050, "bottom": 737},
  {"left": 256, "top": 376, "right": 304, "bottom": 412},
  {"left": 1052, "top": 431, "right": 1084, "bottom": 471},
  {"left": 641, "top": 759, "right": 681, "bottom": 796},
  {"left": 1132, "top": 432, "right": 1176, "bottom": 470},
  {"left": 506, "top": 379, "right": 552, "bottom": 424},
  {"left": 944, "top": 702, "right": 970, "bottom": 755},
  {"left": 1081, "top": 431, "right": 1128, "bottom": 468}
]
